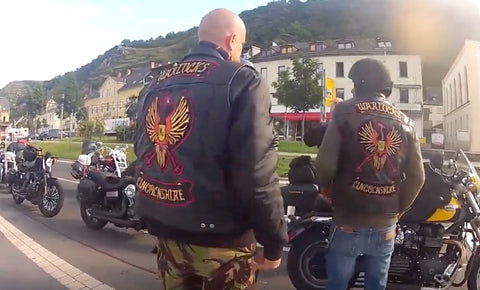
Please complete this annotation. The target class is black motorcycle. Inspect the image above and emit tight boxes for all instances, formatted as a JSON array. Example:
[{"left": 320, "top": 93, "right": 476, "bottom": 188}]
[
  {"left": 283, "top": 149, "right": 480, "bottom": 289},
  {"left": 72, "top": 158, "right": 144, "bottom": 231},
  {"left": 6, "top": 145, "right": 64, "bottom": 217}
]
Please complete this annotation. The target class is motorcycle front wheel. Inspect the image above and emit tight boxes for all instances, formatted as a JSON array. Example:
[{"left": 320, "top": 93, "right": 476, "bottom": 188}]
[
  {"left": 468, "top": 253, "right": 480, "bottom": 290},
  {"left": 11, "top": 186, "right": 24, "bottom": 204},
  {"left": 38, "top": 179, "right": 64, "bottom": 218},
  {"left": 80, "top": 202, "right": 108, "bottom": 230}
]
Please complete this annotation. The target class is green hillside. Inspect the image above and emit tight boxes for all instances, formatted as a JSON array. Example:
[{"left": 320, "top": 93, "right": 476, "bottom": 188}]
[{"left": 2, "top": 0, "right": 479, "bottom": 115}]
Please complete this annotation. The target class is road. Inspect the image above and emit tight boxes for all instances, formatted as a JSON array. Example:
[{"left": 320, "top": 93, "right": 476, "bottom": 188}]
[
  {"left": 0, "top": 160, "right": 470, "bottom": 290},
  {"left": 0, "top": 160, "right": 294, "bottom": 290}
]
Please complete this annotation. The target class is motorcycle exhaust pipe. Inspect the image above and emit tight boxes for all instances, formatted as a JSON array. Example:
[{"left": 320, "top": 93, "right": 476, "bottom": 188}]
[
  {"left": 90, "top": 199, "right": 127, "bottom": 218},
  {"left": 434, "top": 239, "right": 467, "bottom": 289},
  {"left": 89, "top": 213, "right": 143, "bottom": 230}
]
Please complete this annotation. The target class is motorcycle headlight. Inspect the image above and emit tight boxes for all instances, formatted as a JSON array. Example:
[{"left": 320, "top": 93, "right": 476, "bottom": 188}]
[
  {"left": 124, "top": 184, "right": 136, "bottom": 198},
  {"left": 45, "top": 158, "right": 54, "bottom": 167}
]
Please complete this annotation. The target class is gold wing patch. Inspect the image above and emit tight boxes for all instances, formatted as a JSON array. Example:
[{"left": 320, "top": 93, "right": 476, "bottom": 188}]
[{"left": 166, "top": 96, "right": 190, "bottom": 145}]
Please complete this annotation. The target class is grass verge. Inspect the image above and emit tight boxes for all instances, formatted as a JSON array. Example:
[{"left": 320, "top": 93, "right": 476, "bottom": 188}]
[{"left": 31, "top": 141, "right": 298, "bottom": 177}]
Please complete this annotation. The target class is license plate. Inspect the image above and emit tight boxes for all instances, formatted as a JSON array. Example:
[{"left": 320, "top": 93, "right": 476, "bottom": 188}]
[{"left": 106, "top": 191, "right": 118, "bottom": 197}]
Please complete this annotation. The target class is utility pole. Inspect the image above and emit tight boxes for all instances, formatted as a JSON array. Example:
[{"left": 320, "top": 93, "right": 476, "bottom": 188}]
[{"left": 60, "top": 93, "right": 64, "bottom": 139}]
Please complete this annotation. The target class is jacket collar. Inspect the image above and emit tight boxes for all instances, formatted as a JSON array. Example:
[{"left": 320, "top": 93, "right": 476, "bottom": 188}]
[{"left": 183, "top": 41, "right": 229, "bottom": 61}]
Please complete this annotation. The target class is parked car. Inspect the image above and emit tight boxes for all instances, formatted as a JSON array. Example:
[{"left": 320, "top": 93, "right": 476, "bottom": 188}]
[
  {"left": 27, "top": 133, "right": 39, "bottom": 140},
  {"left": 39, "top": 132, "right": 51, "bottom": 141}
]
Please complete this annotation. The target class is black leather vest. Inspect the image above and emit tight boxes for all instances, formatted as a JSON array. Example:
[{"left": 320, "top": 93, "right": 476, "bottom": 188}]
[
  {"left": 331, "top": 95, "right": 415, "bottom": 215},
  {"left": 134, "top": 48, "right": 250, "bottom": 235}
]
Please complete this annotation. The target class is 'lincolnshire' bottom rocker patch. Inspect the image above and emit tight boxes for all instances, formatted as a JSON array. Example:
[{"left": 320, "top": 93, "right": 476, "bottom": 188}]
[
  {"left": 352, "top": 180, "right": 397, "bottom": 195},
  {"left": 137, "top": 176, "right": 194, "bottom": 207}
]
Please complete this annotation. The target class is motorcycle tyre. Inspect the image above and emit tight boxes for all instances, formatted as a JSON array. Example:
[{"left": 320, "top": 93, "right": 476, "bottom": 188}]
[
  {"left": 11, "top": 186, "right": 24, "bottom": 204},
  {"left": 467, "top": 253, "right": 480, "bottom": 290},
  {"left": 38, "top": 179, "right": 65, "bottom": 218},
  {"left": 287, "top": 229, "right": 329, "bottom": 290},
  {"left": 80, "top": 202, "right": 108, "bottom": 230}
]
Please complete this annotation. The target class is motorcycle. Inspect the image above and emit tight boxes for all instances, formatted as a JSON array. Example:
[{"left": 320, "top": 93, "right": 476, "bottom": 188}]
[
  {"left": 6, "top": 145, "right": 64, "bottom": 218},
  {"left": 71, "top": 146, "right": 143, "bottom": 231},
  {"left": 0, "top": 142, "right": 17, "bottom": 184},
  {"left": 74, "top": 140, "right": 128, "bottom": 178},
  {"left": 283, "top": 149, "right": 480, "bottom": 289}
]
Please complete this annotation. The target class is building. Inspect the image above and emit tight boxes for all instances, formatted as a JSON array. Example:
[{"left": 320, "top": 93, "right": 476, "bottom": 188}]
[
  {"left": 85, "top": 67, "right": 149, "bottom": 132},
  {"left": 443, "top": 40, "right": 480, "bottom": 151},
  {"left": 249, "top": 38, "right": 424, "bottom": 139},
  {"left": 34, "top": 98, "right": 76, "bottom": 132},
  {"left": 423, "top": 86, "right": 444, "bottom": 144},
  {"left": 0, "top": 98, "right": 10, "bottom": 140}
]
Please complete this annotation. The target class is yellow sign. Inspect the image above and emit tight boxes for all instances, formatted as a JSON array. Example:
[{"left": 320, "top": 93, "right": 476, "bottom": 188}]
[
  {"left": 419, "top": 137, "right": 426, "bottom": 144},
  {"left": 325, "top": 78, "right": 335, "bottom": 107}
]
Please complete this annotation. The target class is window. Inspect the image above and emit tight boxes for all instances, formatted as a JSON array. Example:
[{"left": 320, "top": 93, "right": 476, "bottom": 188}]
[
  {"left": 3, "top": 116, "right": 6, "bottom": 122},
  {"left": 336, "top": 88, "right": 345, "bottom": 100},
  {"left": 278, "top": 66, "right": 286, "bottom": 73},
  {"left": 309, "top": 43, "right": 326, "bottom": 51},
  {"left": 378, "top": 41, "right": 392, "bottom": 48},
  {"left": 399, "top": 62, "right": 408, "bottom": 77},
  {"left": 281, "top": 46, "right": 294, "bottom": 54},
  {"left": 458, "top": 73, "right": 463, "bottom": 105},
  {"left": 338, "top": 43, "right": 345, "bottom": 49},
  {"left": 400, "top": 88, "right": 409, "bottom": 103},
  {"left": 453, "top": 79, "right": 457, "bottom": 109},
  {"left": 465, "top": 66, "right": 469, "bottom": 101},
  {"left": 260, "top": 67, "right": 267, "bottom": 80},
  {"left": 345, "top": 42, "right": 353, "bottom": 49},
  {"left": 338, "top": 42, "right": 354, "bottom": 49},
  {"left": 336, "top": 62, "right": 344, "bottom": 77},
  {"left": 449, "top": 84, "right": 453, "bottom": 111}
]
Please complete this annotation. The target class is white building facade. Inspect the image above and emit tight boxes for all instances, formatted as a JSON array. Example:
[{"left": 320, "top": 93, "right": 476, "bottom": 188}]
[
  {"left": 443, "top": 40, "right": 480, "bottom": 151},
  {"left": 250, "top": 39, "right": 424, "bottom": 138}
]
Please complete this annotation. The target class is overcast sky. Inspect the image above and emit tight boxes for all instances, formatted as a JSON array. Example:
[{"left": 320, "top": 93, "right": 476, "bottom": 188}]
[{"left": 0, "top": 0, "right": 272, "bottom": 88}]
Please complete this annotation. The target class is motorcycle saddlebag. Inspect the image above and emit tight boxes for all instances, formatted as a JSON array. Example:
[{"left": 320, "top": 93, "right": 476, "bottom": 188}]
[
  {"left": 77, "top": 178, "right": 100, "bottom": 203},
  {"left": 281, "top": 184, "right": 330, "bottom": 216}
]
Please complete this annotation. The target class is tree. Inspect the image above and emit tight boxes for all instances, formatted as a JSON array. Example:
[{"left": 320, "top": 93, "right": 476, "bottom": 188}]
[
  {"left": 41, "top": 118, "right": 49, "bottom": 128},
  {"left": 53, "top": 72, "right": 84, "bottom": 120},
  {"left": 22, "top": 84, "right": 48, "bottom": 130},
  {"left": 76, "top": 107, "right": 88, "bottom": 121},
  {"left": 272, "top": 56, "right": 323, "bottom": 112},
  {"left": 125, "top": 95, "right": 138, "bottom": 122},
  {"left": 272, "top": 56, "right": 323, "bottom": 140}
]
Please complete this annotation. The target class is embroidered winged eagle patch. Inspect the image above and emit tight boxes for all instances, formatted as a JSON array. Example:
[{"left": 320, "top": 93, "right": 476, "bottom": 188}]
[
  {"left": 145, "top": 95, "right": 191, "bottom": 175},
  {"left": 356, "top": 121, "right": 402, "bottom": 172}
]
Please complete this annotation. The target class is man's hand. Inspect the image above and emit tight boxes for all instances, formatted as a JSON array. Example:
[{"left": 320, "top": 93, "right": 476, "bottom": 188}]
[{"left": 254, "top": 250, "right": 281, "bottom": 270}]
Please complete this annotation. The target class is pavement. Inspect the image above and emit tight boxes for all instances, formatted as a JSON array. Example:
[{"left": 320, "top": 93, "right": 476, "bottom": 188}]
[{"left": 0, "top": 160, "right": 294, "bottom": 290}]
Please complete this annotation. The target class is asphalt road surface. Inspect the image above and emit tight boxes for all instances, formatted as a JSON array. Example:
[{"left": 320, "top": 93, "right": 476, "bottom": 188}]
[
  {"left": 0, "top": 160, "right": 293, "bottom": 290},
  {"left": 0, "top": 160, "right": 469, "bottom": 290}
]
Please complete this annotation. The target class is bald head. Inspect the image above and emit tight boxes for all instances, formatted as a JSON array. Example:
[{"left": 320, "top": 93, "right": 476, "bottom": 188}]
[{"left": 198, "top": 8, "right": 246, "bottom": 62}]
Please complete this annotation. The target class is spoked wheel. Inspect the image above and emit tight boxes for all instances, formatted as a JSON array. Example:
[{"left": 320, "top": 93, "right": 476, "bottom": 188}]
[
  {"left": 38, "top": 179, "right": 64, "bottom": 217},
  {"left": 80, "top": 202, "right": 108, "bottom": 230},
  {"left": 287, "top": 230, "right": 329, "bottom": 290}
]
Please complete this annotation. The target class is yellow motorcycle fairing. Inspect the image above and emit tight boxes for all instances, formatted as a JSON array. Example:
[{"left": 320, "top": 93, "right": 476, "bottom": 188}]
[{"left": 426, "top": 197, "right": 461, "bottom": 222}]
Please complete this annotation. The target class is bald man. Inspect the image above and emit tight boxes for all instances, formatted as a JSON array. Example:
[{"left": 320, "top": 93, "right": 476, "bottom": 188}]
[{"left": 134, "top": 8, "right": 287, "bottom": 290}]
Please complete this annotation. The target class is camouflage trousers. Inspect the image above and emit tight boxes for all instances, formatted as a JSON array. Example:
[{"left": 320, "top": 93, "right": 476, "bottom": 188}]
[{"left": 156, "top": 238, "right": 257, "bottom": 290}]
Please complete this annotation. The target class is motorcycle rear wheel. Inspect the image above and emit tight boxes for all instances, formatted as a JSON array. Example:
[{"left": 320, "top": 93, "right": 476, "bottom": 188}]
[
  {"left": 38, "top": 179, "right": 64, "bottom": 218},
  {"left": 287, "top": 229, "right": 329, "bottom": 290},
  {"left": 80, "top": 202, "right": 108, "bottom": 230}
]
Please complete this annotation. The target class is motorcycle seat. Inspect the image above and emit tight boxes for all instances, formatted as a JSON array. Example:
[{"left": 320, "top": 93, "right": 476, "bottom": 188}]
[{"left": 88, "top": 171, "right": 124, "bottom": 191}]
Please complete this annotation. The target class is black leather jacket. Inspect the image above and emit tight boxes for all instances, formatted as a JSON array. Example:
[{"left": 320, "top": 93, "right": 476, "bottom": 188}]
[
  {"left": 134, "top": 41, "right": 287, "bottom": 260},
  {"left": 316, "top": 94, "right": 425, "bottom": 228}
]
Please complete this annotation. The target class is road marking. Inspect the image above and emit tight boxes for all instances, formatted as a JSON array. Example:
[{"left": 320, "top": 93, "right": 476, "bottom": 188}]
[
  {"left": 57, "top": 177, "right": 79, "bottom": 184},
  {"left": 57, "top": 159, "right": 74, "bottom": 164},
  {"left": 0, "top": 215, "right": 116, "bottom": 290}
]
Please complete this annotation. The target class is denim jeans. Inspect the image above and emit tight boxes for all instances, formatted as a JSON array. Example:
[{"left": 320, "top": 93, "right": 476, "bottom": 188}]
[{"left": 325, "top": 224, "right": 396, "bottom": 290}]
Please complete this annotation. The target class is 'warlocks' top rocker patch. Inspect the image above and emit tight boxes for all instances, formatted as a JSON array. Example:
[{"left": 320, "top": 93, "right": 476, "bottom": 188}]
[
  {"left": 156, "top": 61, "right": 218, "bottom": 82},
  {"left": 355, "top": 101, "right": 404, "bottom": 120}
]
